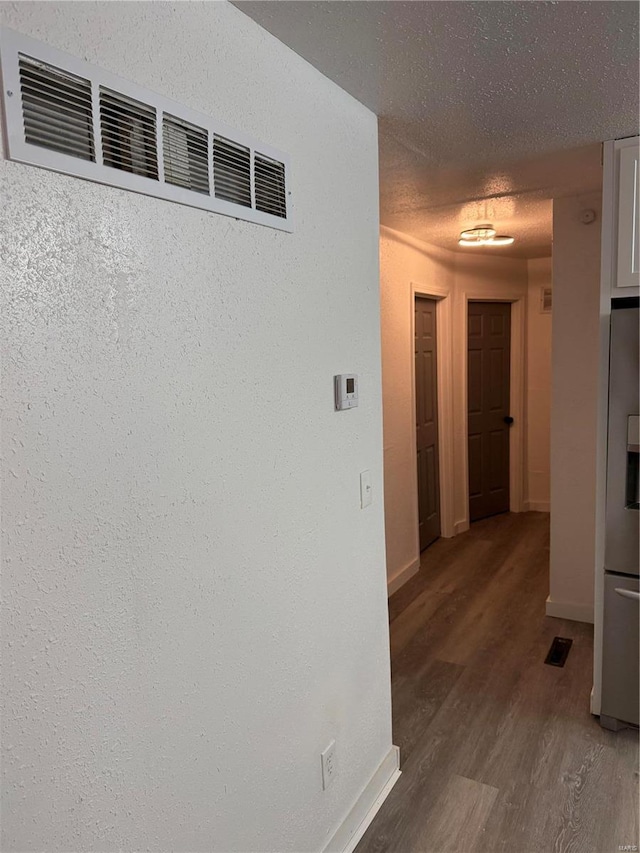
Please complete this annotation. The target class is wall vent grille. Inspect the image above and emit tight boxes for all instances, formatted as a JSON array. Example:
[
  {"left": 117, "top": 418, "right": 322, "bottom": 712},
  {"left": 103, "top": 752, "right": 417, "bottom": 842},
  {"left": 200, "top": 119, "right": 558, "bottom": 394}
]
[
  {"left": 213, "top": 135, "right": 251, "bottom": 208},
  {"left": 1, "top": 28, "right": 292, "bottom": 232},
  {"left": 163, "top": 113, "right": 209, "bottom": 195},
  {"left": 540, "top": 287, "right": 552, "bottom": 313},
  {"left": 19, "top": 54, "right": 95, "bottom": 162},
  {"left": 100, "top": 87, "right": 158, "bottom": 180},
  {"left": 255, "top": 153, "right": 287, "bottom": 219}
]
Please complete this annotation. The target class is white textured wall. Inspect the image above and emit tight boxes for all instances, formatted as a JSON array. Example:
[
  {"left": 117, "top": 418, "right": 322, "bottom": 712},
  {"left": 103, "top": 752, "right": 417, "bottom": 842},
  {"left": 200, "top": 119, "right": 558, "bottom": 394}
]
[
  {"left": 549, "top": 193, "right": 603, "bottom": 622},
  {"left": 526, "top": 257, "right": 552, "bottom": 511},
  {"left": 0, "top": 3, "right": 392, "bottom": 851}
]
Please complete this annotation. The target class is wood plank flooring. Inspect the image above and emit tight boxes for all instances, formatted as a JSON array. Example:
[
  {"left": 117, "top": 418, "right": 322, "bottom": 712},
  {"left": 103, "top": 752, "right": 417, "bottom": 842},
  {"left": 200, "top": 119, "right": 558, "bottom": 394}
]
[{"left": 357, "top": 512, "right": 639, "bottom": 853}]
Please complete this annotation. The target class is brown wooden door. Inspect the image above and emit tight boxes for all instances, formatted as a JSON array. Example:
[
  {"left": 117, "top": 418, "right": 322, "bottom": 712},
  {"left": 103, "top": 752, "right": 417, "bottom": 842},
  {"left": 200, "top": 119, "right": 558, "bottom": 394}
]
[
  {"left": 467, "top": 301, "right": 511, "bottom": 522},
  {"left": 415, "top": 297, "right": 441, "bottom": 550}
]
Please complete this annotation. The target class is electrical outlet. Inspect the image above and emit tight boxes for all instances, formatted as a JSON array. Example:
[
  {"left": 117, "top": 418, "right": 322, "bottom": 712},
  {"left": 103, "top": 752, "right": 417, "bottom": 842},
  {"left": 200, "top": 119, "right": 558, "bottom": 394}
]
[{"left": 321, "top": 740, "right": 337, "bottom": 790}]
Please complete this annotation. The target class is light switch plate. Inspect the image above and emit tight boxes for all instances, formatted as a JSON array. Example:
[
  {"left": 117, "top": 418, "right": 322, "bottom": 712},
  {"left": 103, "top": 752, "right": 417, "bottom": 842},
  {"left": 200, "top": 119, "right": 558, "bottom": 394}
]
[{"left": 360, "top": 470, "right": 372, "bottom": 508}]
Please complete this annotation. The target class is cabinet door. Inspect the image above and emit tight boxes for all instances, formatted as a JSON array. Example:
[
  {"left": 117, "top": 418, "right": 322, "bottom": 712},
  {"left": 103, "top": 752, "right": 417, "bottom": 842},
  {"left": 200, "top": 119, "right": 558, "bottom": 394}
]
[{"left": 616, "top": 143, "right": 640, "bottom": 290}]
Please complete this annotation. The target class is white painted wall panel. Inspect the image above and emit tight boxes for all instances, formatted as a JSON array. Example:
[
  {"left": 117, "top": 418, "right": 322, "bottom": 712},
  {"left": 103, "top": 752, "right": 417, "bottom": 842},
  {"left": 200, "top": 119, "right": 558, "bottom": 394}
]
[
  {"left": 0, "top": 3, "right": 391, "bottom": 850},
  {"left": 549, "top": 193, "right": 603, "bottom": 623}
]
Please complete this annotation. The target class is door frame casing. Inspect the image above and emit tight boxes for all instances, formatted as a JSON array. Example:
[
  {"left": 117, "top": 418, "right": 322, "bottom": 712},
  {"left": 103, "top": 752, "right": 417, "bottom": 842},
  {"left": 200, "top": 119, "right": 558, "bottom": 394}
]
[
  {"left": 459, "top": 290, "right": 526, "bottom": 527},
  {"left": 410, "top": 282, "right": 455, "bottom": 542}
]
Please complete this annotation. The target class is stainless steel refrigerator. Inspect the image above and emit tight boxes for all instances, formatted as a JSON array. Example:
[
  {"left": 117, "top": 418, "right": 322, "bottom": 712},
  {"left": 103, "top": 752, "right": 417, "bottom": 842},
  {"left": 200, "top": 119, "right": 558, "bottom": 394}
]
[{"left": 600, "top": 299, "right": 639, "bottom": 731}]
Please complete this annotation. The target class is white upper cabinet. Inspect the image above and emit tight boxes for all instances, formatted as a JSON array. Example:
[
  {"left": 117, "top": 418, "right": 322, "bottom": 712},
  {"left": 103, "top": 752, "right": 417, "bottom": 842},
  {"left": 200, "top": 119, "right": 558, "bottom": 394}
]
[
  {"left": 604, "top": 137, "right": 640, "bottom": 298},
  {"left": 616, "top": 142, "right": 639, "bottom": 291}
]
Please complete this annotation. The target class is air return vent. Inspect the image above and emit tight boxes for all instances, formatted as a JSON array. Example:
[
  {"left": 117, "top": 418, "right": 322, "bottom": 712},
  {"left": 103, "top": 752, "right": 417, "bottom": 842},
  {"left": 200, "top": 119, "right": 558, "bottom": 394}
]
[
  {"left": 213, "top": 135, "right": 251, "bottom": 208},
  {"left": 100, "top": 88, "right": 158, "bottom": 180},
  {"left": 163, "top": 113, "right": 209, "bottom": 194},
  {"left": 0, "top": 28, "right": 292, "bottom": 232},
  {"left": 540, "top": 287, "right": 552, "bottom": 313},
  {"left": 255, "top": 153, "right": 287, "bottom": 218},
  {"left": 18, "top": 55, "right": 95, "bottom": 162}
]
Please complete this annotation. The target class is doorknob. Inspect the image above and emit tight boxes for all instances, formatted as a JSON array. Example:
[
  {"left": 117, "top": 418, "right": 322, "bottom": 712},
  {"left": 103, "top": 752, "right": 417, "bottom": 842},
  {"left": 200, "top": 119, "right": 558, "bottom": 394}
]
[{"left": 504, "top": 416, "right": 514, "bottom": 425}]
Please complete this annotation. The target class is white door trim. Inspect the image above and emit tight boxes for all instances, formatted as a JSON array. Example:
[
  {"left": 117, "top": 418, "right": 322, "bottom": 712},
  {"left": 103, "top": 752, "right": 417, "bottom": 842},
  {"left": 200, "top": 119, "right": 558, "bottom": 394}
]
[
  {"left": 410, "top": 281, "right": 455, "bottom": 539},
  {"left": 460, "top": 291, "right": 526, "bottom": 521}
]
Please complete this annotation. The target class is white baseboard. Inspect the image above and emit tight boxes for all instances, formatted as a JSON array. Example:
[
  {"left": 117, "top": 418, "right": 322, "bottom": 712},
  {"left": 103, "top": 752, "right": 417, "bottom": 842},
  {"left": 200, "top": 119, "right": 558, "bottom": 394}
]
[
  {"left": 323, "top": 746, "right": 401, "bottom": 853},
  {"left": 387, "top": 559, "right": 419, "bottom": 597},
  {"left": 545, "top": 595, "right": 594, "bottom": 624},
  {"left": 527, "top": 500, "right": 550, "bottom": 512},
  {"left": 453, "top": 519, "right": 469, "bottom": 536}
]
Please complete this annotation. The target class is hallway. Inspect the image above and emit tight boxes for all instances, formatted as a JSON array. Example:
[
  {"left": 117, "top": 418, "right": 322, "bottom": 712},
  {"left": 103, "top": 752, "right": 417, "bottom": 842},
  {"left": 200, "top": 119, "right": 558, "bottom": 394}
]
[{"left": 357, "top": 513, "right": 639, "bottom": 853}]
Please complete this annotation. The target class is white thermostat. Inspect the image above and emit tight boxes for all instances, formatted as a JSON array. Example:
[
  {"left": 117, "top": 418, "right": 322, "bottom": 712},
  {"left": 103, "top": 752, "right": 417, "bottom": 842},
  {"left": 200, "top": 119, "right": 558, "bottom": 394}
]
[{"left": 335, "top": 374, "right": 358, "bottom": 410}]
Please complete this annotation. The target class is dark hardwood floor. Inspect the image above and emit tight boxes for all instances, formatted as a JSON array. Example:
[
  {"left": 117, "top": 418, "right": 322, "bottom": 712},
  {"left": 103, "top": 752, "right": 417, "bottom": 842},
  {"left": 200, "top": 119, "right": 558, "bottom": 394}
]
[{"left": 357, "top": 512, "right": 639, "bottom": 853}]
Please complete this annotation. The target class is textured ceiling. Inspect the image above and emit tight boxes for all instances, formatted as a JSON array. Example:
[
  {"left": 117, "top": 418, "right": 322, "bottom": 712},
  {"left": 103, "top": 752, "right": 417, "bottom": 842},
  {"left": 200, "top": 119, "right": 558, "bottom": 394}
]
[{"left": 234, "top": 1, "right": 639, "bottom": 258}]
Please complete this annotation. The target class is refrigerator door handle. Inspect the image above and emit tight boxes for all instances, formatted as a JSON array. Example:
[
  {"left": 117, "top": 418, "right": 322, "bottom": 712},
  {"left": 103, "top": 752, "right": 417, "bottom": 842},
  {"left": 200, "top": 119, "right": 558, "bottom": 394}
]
[{"left": 614, "top": 587, "right": 640, "bottom": 601}]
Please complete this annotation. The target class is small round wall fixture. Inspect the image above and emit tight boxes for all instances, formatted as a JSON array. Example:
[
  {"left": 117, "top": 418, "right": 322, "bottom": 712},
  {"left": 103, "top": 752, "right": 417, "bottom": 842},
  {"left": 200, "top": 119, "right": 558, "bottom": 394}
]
[
  {"left": 459, "top": 224, "right": 514, "bottom": 247},
  {"left": 580, "top": 209, "right": 597, "bottom": 225}
]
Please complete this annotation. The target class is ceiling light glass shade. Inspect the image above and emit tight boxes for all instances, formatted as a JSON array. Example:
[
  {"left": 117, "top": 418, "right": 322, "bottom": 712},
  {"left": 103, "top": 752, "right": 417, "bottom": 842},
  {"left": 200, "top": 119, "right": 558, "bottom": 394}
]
[
  {"left": 458, "top": 225, "right": 514, "bottom": 247},
  {"left": 460, "top": 226, "right": 496, "bottom": 241}
]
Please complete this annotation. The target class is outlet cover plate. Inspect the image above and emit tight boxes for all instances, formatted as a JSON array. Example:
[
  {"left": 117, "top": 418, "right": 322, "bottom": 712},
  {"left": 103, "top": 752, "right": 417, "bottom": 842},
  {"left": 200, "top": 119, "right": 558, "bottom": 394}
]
[
  {"left": 321, "top": 739, "right": 336, "bottom": 790},
  {"left": 360, "top": 470, "right": 372, "bottom": 508}
]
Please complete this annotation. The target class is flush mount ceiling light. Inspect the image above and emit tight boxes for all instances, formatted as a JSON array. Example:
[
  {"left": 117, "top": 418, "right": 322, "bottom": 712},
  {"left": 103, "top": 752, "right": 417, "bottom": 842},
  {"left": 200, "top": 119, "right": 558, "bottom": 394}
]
[{"left": 459, "top": 224, "right": 514, "bottom": 247}]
